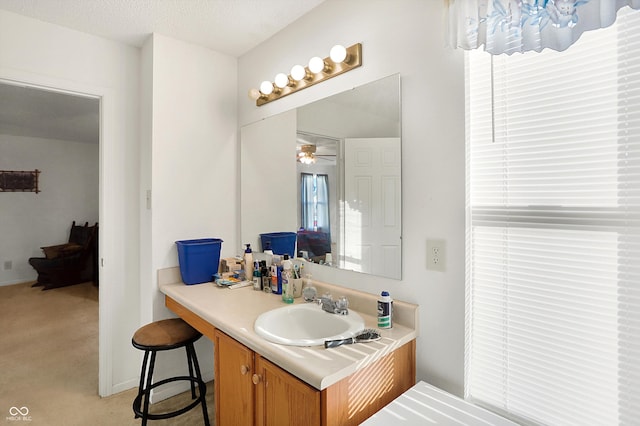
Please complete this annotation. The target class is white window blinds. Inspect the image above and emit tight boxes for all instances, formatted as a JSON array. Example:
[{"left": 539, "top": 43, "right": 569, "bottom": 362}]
[{"left": 465, "top": 7, "right": 640, "bottom": 426}]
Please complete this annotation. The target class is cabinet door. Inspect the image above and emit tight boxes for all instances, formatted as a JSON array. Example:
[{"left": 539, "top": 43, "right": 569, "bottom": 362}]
[
  {"left": 255, "top": 355, "right": 321, "bottom": 426},
  {"left": 214, "top": 330, "right": 255, "bottom": 426}
]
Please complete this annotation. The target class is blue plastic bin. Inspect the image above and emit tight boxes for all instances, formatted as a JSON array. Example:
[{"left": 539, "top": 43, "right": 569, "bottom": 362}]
[
  {"left": 260, "top": 232, "right": 296, "bottom": 257},
  {"left": 175, "top": 238, "right": 223, "bottom": 285}
]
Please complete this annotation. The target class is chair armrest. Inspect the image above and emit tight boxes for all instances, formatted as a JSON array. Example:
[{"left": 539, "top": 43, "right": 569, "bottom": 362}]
[{"left": 41, "top": 243, "right": 83, "bottom": 259}]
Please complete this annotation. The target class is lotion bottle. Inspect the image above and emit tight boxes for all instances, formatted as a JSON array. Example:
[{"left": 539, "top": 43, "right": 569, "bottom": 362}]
[
  {"left": 264, "top": 243, "right": 274, "bottom": 267},
  {"left": 243, "top": 244, "right": 253, "bottom": 280}
]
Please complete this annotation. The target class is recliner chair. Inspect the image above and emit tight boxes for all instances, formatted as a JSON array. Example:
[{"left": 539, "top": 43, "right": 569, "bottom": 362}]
[{"left": 28, "top": 221, "right": 98, "bottom": 290}]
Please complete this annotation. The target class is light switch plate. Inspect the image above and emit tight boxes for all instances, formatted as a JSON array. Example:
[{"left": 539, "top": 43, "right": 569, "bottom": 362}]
[{"left": 426, "top": 239, "right": 446, "bottom": 272}]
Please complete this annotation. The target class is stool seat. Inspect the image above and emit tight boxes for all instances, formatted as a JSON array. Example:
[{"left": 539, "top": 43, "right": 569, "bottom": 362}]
[
  {"left": 132, "top": 318, "right": 210, "bottom": 426},
  {"left": 133, "top": 318, "right": 201, "bottom": 349}
]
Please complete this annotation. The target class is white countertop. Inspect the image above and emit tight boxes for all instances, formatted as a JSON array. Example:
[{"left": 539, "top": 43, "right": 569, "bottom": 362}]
[
  {"left": 159, "top": 269, "right": 418, "bottom": 391},
  {"left": 361, "top": 381, "right": 519, "bottom": 425}
]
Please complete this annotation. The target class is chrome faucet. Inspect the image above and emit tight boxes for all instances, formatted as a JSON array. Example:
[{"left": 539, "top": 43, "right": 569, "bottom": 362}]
[{"left": 318, "top": 294, "right": 349, "bottom": 315}]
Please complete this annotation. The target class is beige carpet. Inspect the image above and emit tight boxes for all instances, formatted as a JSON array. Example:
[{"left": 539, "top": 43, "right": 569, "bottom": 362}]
[{"left": 0, "top": 282, "right": 214, "bottom": 425}]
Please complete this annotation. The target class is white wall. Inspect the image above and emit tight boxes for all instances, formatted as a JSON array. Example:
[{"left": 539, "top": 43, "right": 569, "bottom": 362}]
[
  {"left": 144, "top": 34, "right": 239, "bottom": 388},
  {"left": 148, "top": 33, "right": 238, "bottom": 317},
  {"left": 0, "top": 9, "right": 141, "bottom": 395},
  {"left": 238, "top": 0, "right": 466, "bottom": 395},
  {"left": 0, "top": 10, "right": 239, "bottom": 398},
  {"left": 241, "top": 109, "right": 298, "bottom": 250},
  {"left": 0, "top": 135, "right": 98, "bottom": 286}
]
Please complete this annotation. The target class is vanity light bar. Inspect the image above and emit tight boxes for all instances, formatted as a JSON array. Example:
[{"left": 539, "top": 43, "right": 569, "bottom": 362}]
[{"left": 251, "top": 43, "right": 362, "bottom": 107}]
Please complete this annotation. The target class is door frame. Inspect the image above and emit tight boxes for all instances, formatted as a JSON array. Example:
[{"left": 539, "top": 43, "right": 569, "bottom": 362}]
[{"left": 0, "top": 72, "right": 113, "bottom": 396}]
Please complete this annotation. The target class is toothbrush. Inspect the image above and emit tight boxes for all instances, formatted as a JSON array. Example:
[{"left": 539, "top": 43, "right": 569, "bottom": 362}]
[
  {"left": 324, "top": 329, "right": 382, "bottom": 348},
  {"left": 293, "top": 264, "right": 300, "bottom": 279}
]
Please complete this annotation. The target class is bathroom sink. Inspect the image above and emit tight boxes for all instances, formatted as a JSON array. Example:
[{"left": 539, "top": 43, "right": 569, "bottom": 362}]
[{"left": 254, "top": 303, "right": 365, "bottom": 346}]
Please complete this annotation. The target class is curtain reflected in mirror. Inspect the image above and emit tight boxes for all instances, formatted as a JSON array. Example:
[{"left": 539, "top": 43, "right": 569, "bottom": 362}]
[
  {"left": 299, "top": 172, "right": 331, "bottom": 263},
  {"left": 300, "top": 173, "right": 330, "bottom": 232}
]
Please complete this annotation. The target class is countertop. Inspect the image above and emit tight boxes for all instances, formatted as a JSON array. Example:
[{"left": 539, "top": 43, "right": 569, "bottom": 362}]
[{"left": 158, "top": 267, "right": 418, "bottom": 390}]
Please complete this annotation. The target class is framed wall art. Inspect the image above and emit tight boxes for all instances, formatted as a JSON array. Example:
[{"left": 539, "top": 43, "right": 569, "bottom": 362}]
[{"left": 0, "top": 169, "right": 41, "bottom": 193}]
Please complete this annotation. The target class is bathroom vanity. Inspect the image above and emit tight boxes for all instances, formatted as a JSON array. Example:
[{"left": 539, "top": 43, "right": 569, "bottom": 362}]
[{"left": 159, "top": 267, "right": 418, "bottom": 426}]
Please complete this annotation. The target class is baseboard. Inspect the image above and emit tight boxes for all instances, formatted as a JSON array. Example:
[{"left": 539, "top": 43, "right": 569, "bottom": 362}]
[
  {"left": 0, "top": 279, "right": 36, "bottom": 287},
  {"left": 151, "top": 369, "right": 214, "bottom": 403},
  {"left": 110, "top": 377, "right": 140, "bottom": 396},
  {"left": 107, "top": 368, "right": 213, "bottom": 401}
]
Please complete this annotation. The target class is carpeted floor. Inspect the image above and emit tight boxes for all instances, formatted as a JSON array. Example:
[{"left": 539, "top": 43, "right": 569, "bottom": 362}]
[{"left": 0, "top": 281, "right": 214, "bottom": 425}]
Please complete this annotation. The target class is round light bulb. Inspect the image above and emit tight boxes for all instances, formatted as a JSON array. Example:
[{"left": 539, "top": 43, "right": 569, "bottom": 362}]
[
  {"left": 290, "top": 64, "right": 306, "bottom": 81},
  {"left": 330, "top": 44, "right": 347, "bottom": 63},
  {"left": 259, "top": 80, "right": 274, "bottom": 95},
  {"left": 248, "top": 88, "right": 261, "bottom": 100},
  {"left": 308, "top": 56, "right": 325, "bottom": 74},
  {"left": 274, "top": 73, "right": 289, "bottom": 89}
]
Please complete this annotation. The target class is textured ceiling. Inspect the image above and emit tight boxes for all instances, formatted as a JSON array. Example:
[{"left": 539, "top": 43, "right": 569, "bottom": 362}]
[
  {"left": 0, "top": 0, "right": 325, "bottom": 144},
  {"left": 0, "top": 0, "right": 325, "bottom": 56}
]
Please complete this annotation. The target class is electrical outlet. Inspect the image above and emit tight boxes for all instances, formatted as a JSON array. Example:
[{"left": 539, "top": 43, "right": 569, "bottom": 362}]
[
  {"left": 3, "top": 260, "right": 12, "bottom": 270},
  {"left": 426, "top": 239, "right": 446, "bottom": 272}
]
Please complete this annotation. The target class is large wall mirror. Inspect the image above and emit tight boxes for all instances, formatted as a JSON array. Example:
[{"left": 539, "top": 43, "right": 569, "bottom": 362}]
[{"left": 241, "top": 73, "right": 401, "bottom": 279}]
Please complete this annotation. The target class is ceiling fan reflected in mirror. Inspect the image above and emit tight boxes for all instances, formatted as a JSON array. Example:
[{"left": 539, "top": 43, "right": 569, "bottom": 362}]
[
  {"left": 297, "top": 144, "right": 317, "bottom": 164},
  {"left": 296, "top": 133, "right": 338, "bottom": 165}
]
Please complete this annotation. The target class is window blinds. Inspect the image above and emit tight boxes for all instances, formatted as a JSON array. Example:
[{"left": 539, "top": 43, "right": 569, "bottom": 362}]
[{"left": 465, "top": 7, "right": 640, "bottom": 426}]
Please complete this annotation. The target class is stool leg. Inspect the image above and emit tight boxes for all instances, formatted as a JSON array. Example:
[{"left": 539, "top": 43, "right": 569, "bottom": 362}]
[
  {"left": 185, "top": 345, "right": 196, "bottom": 399},
  {"left": 187, "top": 343, "right": 210, "bottom": 426},
  {"left": 134, "top": 350, "right": 150, "bottom": 419},
  {"left": 141, "top": 350, "right": 157, "bottom": 426}
]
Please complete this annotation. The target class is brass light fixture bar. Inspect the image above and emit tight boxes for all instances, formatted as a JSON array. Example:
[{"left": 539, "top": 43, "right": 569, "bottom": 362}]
[{"left": 252, "top": 43, "right": 362, "bottom": 107}]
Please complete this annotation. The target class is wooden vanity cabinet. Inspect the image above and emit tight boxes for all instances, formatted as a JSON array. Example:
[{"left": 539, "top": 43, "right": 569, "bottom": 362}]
[
  {"left": 213, "top": 329, "right": 255, "bottom": 426},
  {"left": 167, "top": 296, "right": 416, "bottom": 426},
  {"left": 255, "top": 355, "right": 321, "bottom": 426},
  {"left": 214, "top": 329, "right": 321, "bottom": 426}
]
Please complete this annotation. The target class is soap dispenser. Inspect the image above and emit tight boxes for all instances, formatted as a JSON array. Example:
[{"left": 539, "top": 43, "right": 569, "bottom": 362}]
[{"left": 243, "top": 244, "right": 253, "bottom": 280}]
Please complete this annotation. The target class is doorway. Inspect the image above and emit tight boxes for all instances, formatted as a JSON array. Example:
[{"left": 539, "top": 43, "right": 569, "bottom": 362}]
[{"left": 0, "top": 78, "right": 102, "bottom": 393}]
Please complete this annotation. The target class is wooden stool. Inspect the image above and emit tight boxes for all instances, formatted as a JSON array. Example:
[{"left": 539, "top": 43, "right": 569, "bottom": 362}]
[{"left": 132, "top": 318, "right": 210, "bottom": 426}]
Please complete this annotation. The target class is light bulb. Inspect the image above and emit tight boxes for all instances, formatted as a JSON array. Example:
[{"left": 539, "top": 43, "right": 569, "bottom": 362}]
[
  {"left": 274, "top": 73, "right": 290, "bottom": 89},
  {"left": 299, "top": 153, "right": 316, "bottom": 165},
  {"left": 308, "top": 56, "right": 325, "bottom": 74},
  {"left": 290, "top": 64, "right": 306, "bottom": 81},
  {"left": 248, "top": 88, "right": 261, "bottom": 100},
  {"left": 330, "top": 44, "right": 347, "bottom": 63},
  {"left": 259, "top": 80, "right": 274, "bottom": 95}
]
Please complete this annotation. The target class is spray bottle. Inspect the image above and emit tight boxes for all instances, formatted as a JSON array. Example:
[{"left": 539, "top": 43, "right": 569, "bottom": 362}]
[{"left": 281, "top": 255, "right": 294, "bottom": 304}]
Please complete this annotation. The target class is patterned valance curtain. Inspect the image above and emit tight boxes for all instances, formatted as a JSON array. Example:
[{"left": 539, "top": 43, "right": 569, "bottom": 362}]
[{"left": 446, "top": 0, "right": 640, "bottom": 55}]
